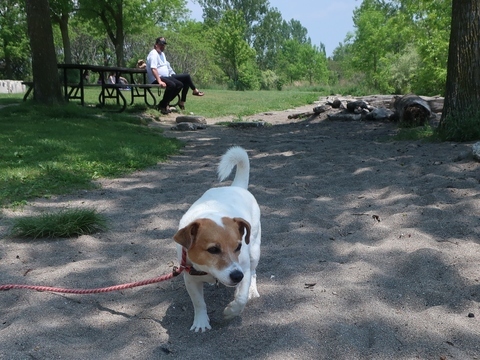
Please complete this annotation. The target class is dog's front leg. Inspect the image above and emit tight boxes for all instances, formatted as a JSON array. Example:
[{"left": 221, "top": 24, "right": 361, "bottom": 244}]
[
  {"left": 184, "top": 274, "right": 211, "bottom": 332},
  {"left": 223, "top": 269, "right": 252, "bottom": 320}
]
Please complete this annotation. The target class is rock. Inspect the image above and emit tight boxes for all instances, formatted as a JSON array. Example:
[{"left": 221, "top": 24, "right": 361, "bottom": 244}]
[
  {"left": 313, "top": 105, "right": 331, "bottom": 114},
  {"left": 227, "top": 121, "right": 266, "bottom": 128},
  {"left": 472, "top": 142, "right": 480, "bottom": 162},
  {"left": 327, "top": 113, "right": 362, "bottom": 121},
  {"left": 175, "top": 115, "right": 206, "bottom": 124},
  {"left": 330, "top": 99, "right": 342, "bottom": 108},
  {"left": 171, "top": 122, "right": 207, "bottom": 131},
  {"left": 363, "top": 107, "right": 395, "bottom": 121},
  {"left": 346, "top": 100, "right": 369, "bottom": 113},
  {"left": 453, "top": 150, "right": 473, "bottom": 162}
]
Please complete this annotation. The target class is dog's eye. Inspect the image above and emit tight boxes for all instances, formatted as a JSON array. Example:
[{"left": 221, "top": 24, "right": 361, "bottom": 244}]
[
  {"left": 235, "top": 243, "right": 242, "bottom": 252},
  {"left": 207, "top": 246, "right": 221, "bottom": 254}
]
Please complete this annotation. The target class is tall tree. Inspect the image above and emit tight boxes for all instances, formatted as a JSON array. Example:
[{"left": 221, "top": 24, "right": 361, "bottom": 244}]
[
  {"left": 252, "top": 8, "right": 284, "bottom": 70},
  {"left": 197, "top": 0, "right": 269, "bottom": 45},
  {"left": 349, "top": 0, "right": 396, "bottom": 90},
  {"left": 212, "top": 10, "right": 256, "bottom": 89},
  {"left": 287, "top": 19, "right": 309, "bottom": 44},
  {"left": 25, "top": 0, "right": 63, "bottom": 104},
  {"left": 50, "top": 0, "right": 75, "bottom": 64},
  {"left": 439, "top": 0, "right": 480, "bottom": 141},
  {"left": 77, "top": 0, "right": 188, "bottom": 66}
]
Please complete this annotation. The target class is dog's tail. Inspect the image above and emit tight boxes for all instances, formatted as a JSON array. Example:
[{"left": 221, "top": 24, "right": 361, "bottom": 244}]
[{"left": 217, "top": 146, "right": 250, "bottom": 189}]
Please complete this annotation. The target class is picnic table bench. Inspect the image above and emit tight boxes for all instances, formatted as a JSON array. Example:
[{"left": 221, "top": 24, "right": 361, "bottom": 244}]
[{"left": 23, "top": 64, "right": 179, "bottom": 112}]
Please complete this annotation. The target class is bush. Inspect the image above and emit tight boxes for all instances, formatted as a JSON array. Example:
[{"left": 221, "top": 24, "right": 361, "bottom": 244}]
[
  {"left": 236, "top": 62, "right": 261, "bottom": 91},
  {"left": 260, "top": 70, "right": 280, "bottom": 90}
]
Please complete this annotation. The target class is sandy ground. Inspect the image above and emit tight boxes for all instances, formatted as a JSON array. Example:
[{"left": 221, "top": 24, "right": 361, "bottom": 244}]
[{"left": 1, "top": 96, "right": 480, "bottom": 360}]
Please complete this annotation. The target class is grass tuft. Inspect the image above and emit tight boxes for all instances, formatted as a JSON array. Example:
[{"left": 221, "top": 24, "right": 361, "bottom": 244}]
[
  {"left": 393, "top": 124, "right": 437, "bottom": 141},
  {"left": 9, "top": 208, "right": 107, "bottom": 239}
]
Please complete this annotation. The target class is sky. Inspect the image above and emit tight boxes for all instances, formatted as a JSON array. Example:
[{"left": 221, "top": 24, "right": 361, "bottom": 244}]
[{"left": 186, "top": 0, "right": 360, "bottom": 57}]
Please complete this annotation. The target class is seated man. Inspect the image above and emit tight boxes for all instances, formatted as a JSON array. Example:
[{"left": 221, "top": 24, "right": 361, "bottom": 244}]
[
  {"left": 146, "top": 37, "right": 183, "bottom": 114},
  {"left": 152, "top": 37, "right": 205, "bottom": 111}
]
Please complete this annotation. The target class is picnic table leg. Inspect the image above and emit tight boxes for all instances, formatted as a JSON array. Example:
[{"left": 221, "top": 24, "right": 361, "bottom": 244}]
[
  {"left": 62, "top": 68, "right": 69, "bottom": 102},
  {"left": 145, "top": 88, "right": 157, "bottom": 107},
  {"left": 116, "top": 88, "right": 127, "bottom": 112},
  {"left": 22, "top": 84, "right": 33, "bottom": 101},
  {"left": 98, "top": 86, "right": 127, "bottom": 112}
]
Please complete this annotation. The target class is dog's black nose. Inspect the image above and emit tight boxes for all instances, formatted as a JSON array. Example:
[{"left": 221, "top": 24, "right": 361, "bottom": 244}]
[{"left": 230, "top": 270, "right": 244, "bottom": 284}]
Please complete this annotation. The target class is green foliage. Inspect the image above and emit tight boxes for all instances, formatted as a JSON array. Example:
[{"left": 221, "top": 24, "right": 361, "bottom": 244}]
[
  {"left": 10, "top": 208, "right": 107, "bottom": 239},
  {"left": 380, "top": 46, "right": 421, "bottom": 94},
  {"left": 0, "top": 0, "right": 31, "bottom": 80},
  {"left": 236, "top": 61, "right": 261, "bottom": 90},
  {"left": 197, "top": 0, "right": 270, "bottom": 45},
  {"left": 0, "top": 0, "right": 454, "bottom": 96},
  {"left": 0, "top": 102, "right": 182, "bottom": 206},
  {"left": 212, "top": 10, "right": 257, "bottom": 90},
  {"left": 162, "top": 21, "right": 223, "bottom": 87},
  {"left": 252, "top": 8, "right": 284, "bottom": 70},
  {"left": 276, "top": 40, "right": 329, "bottom": 86},
  {"left": 334, "top": 0, "right": 451, "bottom": 96},
  {"left": 260, "top": 70, "right": 281, "bottom": 90}
]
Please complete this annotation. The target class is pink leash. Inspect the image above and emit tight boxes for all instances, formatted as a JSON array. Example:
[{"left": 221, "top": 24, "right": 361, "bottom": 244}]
[{"left": 0, "top": 249, "right": 194, "bottom": 295}]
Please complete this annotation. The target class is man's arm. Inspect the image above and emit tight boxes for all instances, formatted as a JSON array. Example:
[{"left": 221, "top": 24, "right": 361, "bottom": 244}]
[{"left": 152, "top": 68, "right": 167, "bottom": 88}]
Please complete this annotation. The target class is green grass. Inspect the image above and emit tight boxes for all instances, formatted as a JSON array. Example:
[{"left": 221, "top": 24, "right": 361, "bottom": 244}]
[
  {"left": 0, "top": 102, "right": 182, "bottom": 207},
  {"left": 393, "top": 124, "right": 437, "bottom": 141},
  {"left": 71, "top": 87, "right": 320, "bottom": 117},
  {"left": 180, "top": 89, "right": 319, "bottom": 118},
  {"left": 0, "top": 87, "right": 322, "bottom": 207},
  {"left": 9, "top": 208, "right": 107, "bottom": 239},
  {"left": 0, "top": 93, "right": 23, "bottom": 105}
]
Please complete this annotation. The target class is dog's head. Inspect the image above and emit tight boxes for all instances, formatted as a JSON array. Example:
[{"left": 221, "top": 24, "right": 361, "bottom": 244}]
[{"left": 174, "top": 217, "right": 251, "bottom": 286}]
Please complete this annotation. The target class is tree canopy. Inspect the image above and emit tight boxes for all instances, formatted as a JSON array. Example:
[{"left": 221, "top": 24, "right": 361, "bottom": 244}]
[{"left": 0, "top": 0, "right": 473, "bottom": 101}]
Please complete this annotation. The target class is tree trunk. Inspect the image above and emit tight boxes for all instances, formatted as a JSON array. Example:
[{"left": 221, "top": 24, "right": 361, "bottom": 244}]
[
  {"left": 439, "top": 0, "right": 480, "bottom": 135},
  {"left": 59, "top": 14, "right": 72, "bottom": 64},
  {"left": 25, "top": 0, "right": 63, "bottom": 104}
]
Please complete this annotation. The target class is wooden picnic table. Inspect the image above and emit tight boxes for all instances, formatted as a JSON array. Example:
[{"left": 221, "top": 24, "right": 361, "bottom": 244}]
[
  {"left": 59, "top": 64, "right": 159, "bottom": 112},
  {"left": 24, "top": 64, "right": 179, "bottom": 112}
]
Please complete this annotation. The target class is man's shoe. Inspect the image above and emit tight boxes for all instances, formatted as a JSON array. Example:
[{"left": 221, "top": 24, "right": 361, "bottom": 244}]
[{"left": 159, "top": 107, "right": 171, "bottom": 115}]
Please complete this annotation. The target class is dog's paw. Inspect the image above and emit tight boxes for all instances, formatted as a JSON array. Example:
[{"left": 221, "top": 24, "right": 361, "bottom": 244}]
[
  {"left": 190, "top": 315, "right": 211, "bottom": 332},
  {"left": 223, "top": 301, "right": 244, "bottom": 320}
]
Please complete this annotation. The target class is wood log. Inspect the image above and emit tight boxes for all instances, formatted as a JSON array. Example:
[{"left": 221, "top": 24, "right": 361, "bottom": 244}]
[
  {"left": 393, "top": 94, "right": 432, "bottom": 127},
  {"left": 288, "top": 105, "right": 331, "bottom": 119},
  {"left": 420, "top": 96, "right": 444, "bottom": 113},
  {"left": 288, "top": 111, "right": 314, "bottom": 119}
]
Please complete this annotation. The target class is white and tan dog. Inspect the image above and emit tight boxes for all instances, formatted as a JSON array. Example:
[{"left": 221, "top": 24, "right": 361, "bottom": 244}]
[{"left": 174, "top": 146, "right": 261, "bottom": 332}]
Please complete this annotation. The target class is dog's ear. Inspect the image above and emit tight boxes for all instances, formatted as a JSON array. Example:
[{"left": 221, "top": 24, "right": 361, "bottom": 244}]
[
  {"left": 173, "top": 221, "right": 200, "bottom": 249},
  {"left": 233, "top": 218, "right": 251, "bottom": 244}
]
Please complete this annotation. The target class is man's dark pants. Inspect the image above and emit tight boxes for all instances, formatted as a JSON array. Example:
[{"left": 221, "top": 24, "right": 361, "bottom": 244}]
[{"left": 152, "top": 77, "right": 182, "bottom": 109}]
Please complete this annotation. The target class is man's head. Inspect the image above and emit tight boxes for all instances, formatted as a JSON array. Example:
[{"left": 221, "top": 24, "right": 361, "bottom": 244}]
[{"left": 154, "top": 37, "right": 167, "bottom": 53}]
